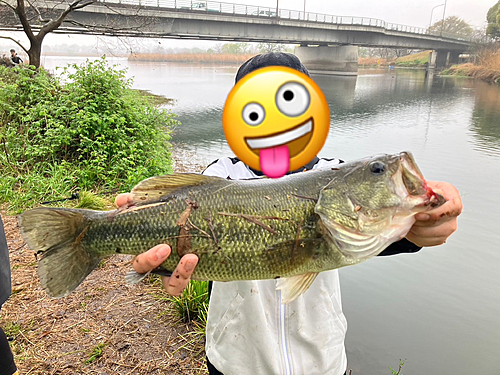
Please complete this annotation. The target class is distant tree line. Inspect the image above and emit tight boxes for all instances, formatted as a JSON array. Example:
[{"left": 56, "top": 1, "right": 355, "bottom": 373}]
[
  {"left": 207, "top": 42, "right": 293, "bottom": 55},
  {"left": 487, "top": 0, "right": 500, "bottom": 39}
]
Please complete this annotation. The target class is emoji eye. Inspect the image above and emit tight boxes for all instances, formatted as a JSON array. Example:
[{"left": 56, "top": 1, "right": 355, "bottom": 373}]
[
  {"left": 276, "top": 82, "right": 310, "bottom": 117},
  {"left": 242, "top": 103, "right": 265, "bottom": 126}
]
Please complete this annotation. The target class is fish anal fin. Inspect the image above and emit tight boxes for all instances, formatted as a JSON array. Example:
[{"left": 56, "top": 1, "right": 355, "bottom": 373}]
[
  {"left": 131, "top": 173, "right": 225, "bottom": 204},
  {"left": 276, "top": 272, "right": 319, "bottom": 304}
]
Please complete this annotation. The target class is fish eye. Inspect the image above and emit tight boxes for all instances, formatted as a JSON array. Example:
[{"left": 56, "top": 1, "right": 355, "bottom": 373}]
[
  {"left": 242, "top": 103, "right": 265, "bottom": 126},
  {"left": 369, "top": 161, "right": 386, "bottom": 175},
  {"left": 276, "top": 82, "right": 310, "bottom": 117}
]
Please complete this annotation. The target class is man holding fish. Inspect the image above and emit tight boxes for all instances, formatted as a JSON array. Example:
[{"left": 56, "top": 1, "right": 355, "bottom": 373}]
[{"left": 120, "top": 54, "right": 463, "bottom": 375}]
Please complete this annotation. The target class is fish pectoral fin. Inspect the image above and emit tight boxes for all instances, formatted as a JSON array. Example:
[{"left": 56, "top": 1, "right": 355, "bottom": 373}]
[
  {"left": 276, "top": 272, "right": 319, "bottom": 304},
  {"left": 125, "top": 270, "right": 151, "bottom": 285},
  {"left": 131, "top": 173, "right": 226, "bottom": 204},
  {"left": 125, "top": 267, "right": 173, "bottom": 285}
]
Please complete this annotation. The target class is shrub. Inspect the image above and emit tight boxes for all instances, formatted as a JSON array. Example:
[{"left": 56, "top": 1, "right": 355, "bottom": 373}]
[{"left": 0, "top": 57, "right": 178, "bottom": 212}]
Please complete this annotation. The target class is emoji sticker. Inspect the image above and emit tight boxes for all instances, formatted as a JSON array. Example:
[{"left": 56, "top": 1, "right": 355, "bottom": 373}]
[{"left": 222, "top": 66, "right": 330, "bottom": 178}]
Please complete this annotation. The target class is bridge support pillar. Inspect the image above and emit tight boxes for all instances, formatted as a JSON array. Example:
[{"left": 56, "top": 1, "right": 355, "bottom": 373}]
[
  {"left": 294, "top": 45, "right": 358, "bottom": 76},
  {"left": 429, "top": 50, "right": 461, "bottom": 69}
]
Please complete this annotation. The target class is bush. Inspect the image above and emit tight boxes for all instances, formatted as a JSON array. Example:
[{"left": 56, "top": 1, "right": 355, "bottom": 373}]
[{"left": 0, "top": 57, "right": 178, "bottom": 212}]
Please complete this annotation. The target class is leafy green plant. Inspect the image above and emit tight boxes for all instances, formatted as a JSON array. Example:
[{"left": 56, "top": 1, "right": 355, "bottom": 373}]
[
  {"left": 0, "top": 58, "right": 178, "bottom": 212},
  {"left": 389, "top": 358, "right": 405, "bottom": 375}
]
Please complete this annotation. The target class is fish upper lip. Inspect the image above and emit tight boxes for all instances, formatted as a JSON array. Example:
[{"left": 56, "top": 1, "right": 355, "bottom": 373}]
[{"left": 245, "top": 119, "right": 313, "bottom": 150}]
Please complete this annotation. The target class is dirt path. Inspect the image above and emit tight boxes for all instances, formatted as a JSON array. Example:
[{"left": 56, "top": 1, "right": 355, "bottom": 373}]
[{"left": 1, "top": 152, "right": 209, "bottom": 374}]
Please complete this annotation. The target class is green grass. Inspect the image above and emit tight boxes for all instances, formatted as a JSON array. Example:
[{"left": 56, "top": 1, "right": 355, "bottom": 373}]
[
  {"left": 134, "top": 89, "right": 176, "bottom": 106},
  {"left": 3, "top": 322, "right": 21, "bottom": 337},
  {"left": 395, "top": 51, "right": 431, "bottom": 66},
  {"left": 84, "top": 343, "right": 106, "bottom": 364},
  {"left": 0, "top": 160, "right": 82, "bottom": 214},
  {"left": 75, "top": 190, "right": 110, "bottom": 210},
  {"left": 166, "top": 280, "right": 210, "bottom": 324},
  {"left": 153, "top": 278, "right": 209, "bottom": 324}
]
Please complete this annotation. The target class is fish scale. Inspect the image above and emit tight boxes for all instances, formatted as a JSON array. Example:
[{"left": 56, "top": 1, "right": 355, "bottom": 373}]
[{"left": 83, "top": 169, "right": 334, "bottom": 281}]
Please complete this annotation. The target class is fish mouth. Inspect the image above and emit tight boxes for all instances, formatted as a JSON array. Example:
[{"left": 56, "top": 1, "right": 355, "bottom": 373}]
[
  {"left": 245, "top": 118, "right": 313, "bottom": 158},
  {"left": 397, "top": 152, "right": 445, "bottom": 208}
]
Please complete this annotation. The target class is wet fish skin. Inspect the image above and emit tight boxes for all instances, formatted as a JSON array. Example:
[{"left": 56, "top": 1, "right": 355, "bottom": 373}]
[{"left": 19, "top": 152, "right": 443, "bottom": 301}]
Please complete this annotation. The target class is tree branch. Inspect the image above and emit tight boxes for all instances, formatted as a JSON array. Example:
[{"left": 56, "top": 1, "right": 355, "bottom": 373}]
[
  {"left": 64, "top": 17, "right": 153, "bottom": 34},
  {"left": 25, "top": 0, "right": 52, "bottom": 23},
  {"left": 15, "top": 0, "right": 36, "bottom": 41},
  {"left": 0, "top": 35, "right": 28, "bottom": 54},
  {"left": 37, "top": 0, "right": 95, "bottom": 38},
  {"left": 0, "top": 0, "right": 16, "bottom": 12},
  {"left": 71, "top": 0, "right": 95, "bottom": 11}
]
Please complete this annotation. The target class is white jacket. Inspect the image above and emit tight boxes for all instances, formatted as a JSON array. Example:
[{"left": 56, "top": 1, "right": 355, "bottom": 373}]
[{"left": 203, "top": 157, "right": 348, "bottom": 375}]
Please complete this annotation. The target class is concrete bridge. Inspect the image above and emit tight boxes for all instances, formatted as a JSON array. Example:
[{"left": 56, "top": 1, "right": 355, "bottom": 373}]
[{"left": 2, "top": 0, "right": 477, "bottom": 74}]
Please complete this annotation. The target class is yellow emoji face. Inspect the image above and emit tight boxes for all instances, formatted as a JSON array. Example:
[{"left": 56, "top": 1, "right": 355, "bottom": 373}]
[{"left": 223, "top": 66, "right": 330, "bottom": 178}]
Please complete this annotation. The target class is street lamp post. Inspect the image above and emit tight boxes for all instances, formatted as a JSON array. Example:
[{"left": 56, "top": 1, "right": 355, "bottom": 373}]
[
  {"left": 276, "top": 0, "right": 279, "bottom": 18},
  {"left": 303, "top": 0, "right": 306, "bottom": 20},
  {"left": 440, "top": 0, "right": 448, "bottom": 36},
  {"left": 429, "top": 3, "right": 444, "bottom": 29}
]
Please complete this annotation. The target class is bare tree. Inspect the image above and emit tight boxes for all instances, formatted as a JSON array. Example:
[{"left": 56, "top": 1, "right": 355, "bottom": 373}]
[
  {"left": 0, "top": 0, "right": 96, "bottom": 67},
  {"left": 0, "top": 0, "right": 159, "bottom": 67},
  {"left": 428, "top": 16, "right": 474, "bottom": 38},
  {"left": 257, "top": 43, "right": 293, "bottom": 54}
]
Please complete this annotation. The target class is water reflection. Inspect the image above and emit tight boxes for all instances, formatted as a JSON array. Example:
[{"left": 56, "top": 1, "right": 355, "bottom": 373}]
[{"left": 469, "top": 81, "right": 500, "bottom": 157}]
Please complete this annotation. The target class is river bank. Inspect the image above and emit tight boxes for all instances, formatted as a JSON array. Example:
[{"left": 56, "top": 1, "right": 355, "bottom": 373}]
[
  {"left": 441, "top": 48, "right": 500, "bottom": 83},
  {"left": 441, "top": 62, "right": 500, "bottom": 83},
  {"left": 0, "top": 150, "right": 208, "bottom": 375},
  {"left": 128, "top": 52, "right": 255, "bottom": 65}
]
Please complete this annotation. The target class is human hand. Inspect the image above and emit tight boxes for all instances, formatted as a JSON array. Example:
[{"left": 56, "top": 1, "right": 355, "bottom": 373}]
[
  {"left": 115, "top": 193, "right": 199, "bottom": 296},
  {"left": 406, "top": 181, "right": 463, "bottom": 247}
]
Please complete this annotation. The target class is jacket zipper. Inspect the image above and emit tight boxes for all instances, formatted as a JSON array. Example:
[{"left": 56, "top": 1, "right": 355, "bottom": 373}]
[{"left": 279, "top": 291, "right": 292, "bottom": 375}]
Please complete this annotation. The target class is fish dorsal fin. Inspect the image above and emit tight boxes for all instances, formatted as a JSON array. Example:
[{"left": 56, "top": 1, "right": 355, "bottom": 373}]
[
  {"left": 131, "top": 173, "right": 224, "bottom": 204},
  {"left": 276, "top": 272, "right": 319, "bottom": 304}
]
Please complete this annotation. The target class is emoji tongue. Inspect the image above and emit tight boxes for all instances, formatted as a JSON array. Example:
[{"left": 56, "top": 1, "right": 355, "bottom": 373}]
[{"left": 260, "top": 145, "right": 290, "bottom": 179}]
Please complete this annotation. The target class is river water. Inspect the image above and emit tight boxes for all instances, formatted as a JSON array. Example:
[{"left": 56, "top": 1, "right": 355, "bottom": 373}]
[{"left": 43, "top": 56, "right": 500, "bottom": 375}]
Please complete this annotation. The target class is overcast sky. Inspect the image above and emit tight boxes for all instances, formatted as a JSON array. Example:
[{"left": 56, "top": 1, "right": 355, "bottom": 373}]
[
  {"left": 2, "top": 0, "right": 495, "bottom": 51},
  {"left": 252, "top": 0, "right": 492, "bottom": 29}
]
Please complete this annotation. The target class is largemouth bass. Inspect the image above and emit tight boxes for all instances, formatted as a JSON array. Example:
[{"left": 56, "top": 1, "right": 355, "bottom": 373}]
[{"left": 19, "top": 152, "right": 444, "bottom": 303}]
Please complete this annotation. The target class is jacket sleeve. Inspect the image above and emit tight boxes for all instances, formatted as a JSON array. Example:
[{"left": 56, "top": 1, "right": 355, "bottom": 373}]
[
  {"left": 0, "top": 217, "right": 12, "bottom": 308},
  {"left": 378, "top": 238, "right": 421, "bottom": 256}
]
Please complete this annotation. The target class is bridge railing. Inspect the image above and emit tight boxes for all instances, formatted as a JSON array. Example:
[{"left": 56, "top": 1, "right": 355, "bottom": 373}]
[{"left": 97, "top": 0, "right": 477, "bottom": 42}]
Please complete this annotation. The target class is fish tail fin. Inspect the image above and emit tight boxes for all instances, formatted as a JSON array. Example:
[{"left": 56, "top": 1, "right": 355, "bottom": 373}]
[{"left": 19, "top": 207, "right": 102, "bottom": 298}]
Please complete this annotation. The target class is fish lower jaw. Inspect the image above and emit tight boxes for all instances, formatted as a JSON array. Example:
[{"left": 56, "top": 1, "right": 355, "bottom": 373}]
[{"left": 407, "top": 193, "right": 441, "bottom": 211}]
